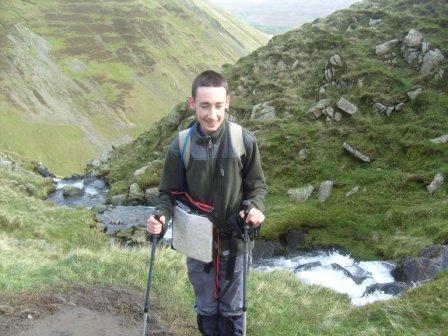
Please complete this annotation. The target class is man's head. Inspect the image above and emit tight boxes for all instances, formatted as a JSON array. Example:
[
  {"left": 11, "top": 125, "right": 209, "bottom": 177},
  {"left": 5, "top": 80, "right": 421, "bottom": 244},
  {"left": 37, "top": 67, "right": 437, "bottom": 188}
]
[{"left": 189, "top": 70, "right": 230, "bottom": 135}]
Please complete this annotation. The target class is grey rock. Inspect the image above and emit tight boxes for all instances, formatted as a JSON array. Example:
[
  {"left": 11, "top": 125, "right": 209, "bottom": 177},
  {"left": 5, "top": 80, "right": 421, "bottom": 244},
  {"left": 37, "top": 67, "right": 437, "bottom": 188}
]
[
  {"left": 393, "top": 255, "right": 445, "bottom": 283},
  {"left": 165, "top": 106, "right": 181, "bottom": 126},
  {"left": 62, "top": 185, "right": 84, "bottom": 197},
  {"left": 419, "top": 245, "right": 448, "bottom": 268},
  {"left": 402, "top": 47, "right": 421, "bottom": 66},
  {"left": 407, "top": 87, "right": 423, "bottom": 101},
  {"left": 34, "top": 162, "right": 55, "bottom": 178},
  {"left": 324, "top": 67, "right": 335, "bottom": 82},
  {"left": 420, "top": 48, "right": 444, "bottom": 76},
  {"left": 337, "top": 97, "right": 358, "bottom": 116},
  {"left": 93, "top": 204, "right": 107, "bottom": 214},
  {"left": 283, "top": 229, "right": 305, "bottom": 251},
  {"left": 343, "top": 142, "right": 371, "bottom": 162},
  {"left": 404, "top": 29, "right": 423, "bottom": 48},
  {"left": 331, "top": 263, "right": 367, "bottom": 284},
  {"left": 318, "top": 85, "right": 327, "bottom": 100},
  {"left": 297, "top": 148, "right": 307, "bottom": 159},
  {"left": 430, "top": 134, "right": 448, "bottom": 144},
  {"left": 363, "top": 282, "right": 409, "bottom": 296},
  {"left": 134, "top": 165, "right": 149, "bottom": 178},
  {"left": 395, "top": 102, "right": 405, "bottom": 111},
  {"left": 375, "top": 39, "right": 399, "bottom": 56},
  {"left": 291, "top": 60, "right": 299, "bottom": 70},
  {"left": 318, "top": 181, "right": 334, "bottom": 202},
  {"left": 88, "top": 159, "right": 102, "bottom": 169},
  {"left": 346, "top": 186, "right": 359, "bottom": 196},
  {"left": 287, "top": 185, "right": 314, "bottom": 202},
  {"left": 323, "top": 106, "right": 335, "bottom": 118},
  {"left": 434, "top": 69, "right": 444, "bottom": 80},
  {"left": 128, "top": 183, "right": 145, "bottom": 204},
  {"left": 426, "top": 173, "right": 444, "bottom": 194},
  {"left": 276, "top": 60, "right": 287, "bottom": 73},
  {"left": 251, "top": 101, "right": 277, "bottom": 121},
  {"left": 369, "top": 18, "right": 382, "bottom": 26},
  {"left": 0, "top": 155, "right": 13, "bottom": 170},
  {"left": 306, "top": 99, "right": 331, "bottom": 119},
  {"left": 99, "top": 148, "right": 112, "bottom": 164},
  {"left": 295, "top": 261, "right": 322, "bottom": 272},
  {"left": 145, "top": 187, "right": 159, "bottom": 205},
  {"left": 111, "top": 194, "right": 126, "bottom": 206},
  {"left": 373, "top": 102, "right": 388, "bottom": 115},
  {"left": 329, "top": 54, "right": 343, "bottom": 67},
  {"left": 333, "top": 112, "right": 342, "bottom": 122},
  {"left": 421, "top": 41, "right": 430, "bottom": 54},
  {"left": 252, "top": 240, "right": 285, "bottom": 259}
]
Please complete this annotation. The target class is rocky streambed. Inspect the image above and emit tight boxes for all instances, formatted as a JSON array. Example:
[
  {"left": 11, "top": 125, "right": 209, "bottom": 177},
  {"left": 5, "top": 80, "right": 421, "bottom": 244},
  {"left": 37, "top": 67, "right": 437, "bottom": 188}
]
[{"left": 48, "top": 176, "right": 448, "bottom": 307}]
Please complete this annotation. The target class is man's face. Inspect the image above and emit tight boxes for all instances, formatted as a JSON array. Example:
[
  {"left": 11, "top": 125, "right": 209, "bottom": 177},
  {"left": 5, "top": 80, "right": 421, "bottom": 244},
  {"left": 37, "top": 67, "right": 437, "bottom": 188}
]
[{"left": 189, "top": 86, "right": 230, "bottom": 135}]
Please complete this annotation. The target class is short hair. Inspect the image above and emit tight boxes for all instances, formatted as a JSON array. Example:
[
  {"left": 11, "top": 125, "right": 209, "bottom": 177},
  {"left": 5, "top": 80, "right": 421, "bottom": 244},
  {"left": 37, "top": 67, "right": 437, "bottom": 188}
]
[{"left": 191, "top": 70, "right": 229, "bottom": 99}]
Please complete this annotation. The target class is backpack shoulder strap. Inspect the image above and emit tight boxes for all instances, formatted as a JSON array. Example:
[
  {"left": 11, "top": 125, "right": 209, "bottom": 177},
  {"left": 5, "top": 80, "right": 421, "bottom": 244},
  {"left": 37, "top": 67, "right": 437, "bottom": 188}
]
[
  {"left": 228, "top": 121, "right": 246, "bottom": 158},
  {"left": 179, "top": 127, "right": 193, "bottom": 168}
]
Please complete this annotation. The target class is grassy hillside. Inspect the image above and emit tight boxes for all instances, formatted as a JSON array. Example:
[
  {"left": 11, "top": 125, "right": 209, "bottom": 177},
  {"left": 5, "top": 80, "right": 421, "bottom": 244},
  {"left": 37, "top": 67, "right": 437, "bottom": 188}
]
[
  {"left": 1, "top": 153, "right": 447, "bottom": 335},
  {"left": 0, "top": 0, "right": 268, "bottom": 175},
  {"left": 104, "top": 0, "right": 448, "bottom": 260}
]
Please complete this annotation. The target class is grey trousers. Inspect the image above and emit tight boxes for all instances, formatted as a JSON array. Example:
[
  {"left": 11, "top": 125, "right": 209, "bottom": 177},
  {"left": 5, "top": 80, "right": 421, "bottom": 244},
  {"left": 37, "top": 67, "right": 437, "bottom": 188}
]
[{"left": 186, "top": 254, "right": 244, "bottom": 317}]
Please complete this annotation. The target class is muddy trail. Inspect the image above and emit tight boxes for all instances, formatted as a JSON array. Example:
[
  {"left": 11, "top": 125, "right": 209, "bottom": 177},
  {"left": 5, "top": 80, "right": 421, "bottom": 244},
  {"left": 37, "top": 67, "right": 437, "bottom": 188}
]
[{"left": 0, "top": 285, "right": 174, "bottom": 336}]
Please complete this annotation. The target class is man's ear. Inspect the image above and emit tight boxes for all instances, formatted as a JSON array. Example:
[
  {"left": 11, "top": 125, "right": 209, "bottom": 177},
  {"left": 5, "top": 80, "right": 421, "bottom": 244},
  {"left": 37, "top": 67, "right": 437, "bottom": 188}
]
[{"left": 188, "top": 97, "right": 196, "bottom": 110}]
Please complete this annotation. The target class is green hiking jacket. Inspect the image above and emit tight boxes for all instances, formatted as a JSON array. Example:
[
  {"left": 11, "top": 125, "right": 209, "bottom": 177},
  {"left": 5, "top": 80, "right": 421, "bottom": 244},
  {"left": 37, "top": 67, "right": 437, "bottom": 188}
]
[{"left": 155, "top": 119, "right": 266, "bottom": 251}]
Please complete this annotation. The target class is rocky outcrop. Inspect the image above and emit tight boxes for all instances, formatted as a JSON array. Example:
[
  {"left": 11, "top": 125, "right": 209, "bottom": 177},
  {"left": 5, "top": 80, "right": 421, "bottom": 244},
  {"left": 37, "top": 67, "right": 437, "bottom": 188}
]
[
  {"left": 375, "top": 39, "right": 399, "bottom": 57},
  {"left": 343, "top": 142, "right": 371, "bottom": 163},
  {"left": 407, "top": 87, "right": 423, "bottom": 101},
  {"left": 306, "top": 99, "right": 331, "bottom": 119},
  {"left": 287, "top": 185, "right": 314, "bottom": 202},
  {"left": 252, "top": 240, "right": 285, "bottom": 259},
  {"left": 34, "top": 162, "right": 55, "bottom": 178},
  {"left": 392, "top": 245, "right": 448, "bottom": 283},
  {"left": 430, "top": 134, "right": 448, "bottom": 144},
  {"left": 336, "top": 97, "right": 358, "bottom": 116},
  {"left": 363, "top": 282, "right": 409, "bottom": 296},
  {"left": 251, "top": 101, "right": 277, "bottom": 121},
  {"left": 318, "top": 181, "right": 333, "bottom": 202},
  {"left": 426, "top": 173, "right": 444, "bottom": 194}
]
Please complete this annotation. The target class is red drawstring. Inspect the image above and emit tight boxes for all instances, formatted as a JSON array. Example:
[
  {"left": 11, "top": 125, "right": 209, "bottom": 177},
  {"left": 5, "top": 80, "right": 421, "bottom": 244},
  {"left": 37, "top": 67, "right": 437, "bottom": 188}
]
[{"left": 213, "top": 229, "right": 221, "bottom": 299}]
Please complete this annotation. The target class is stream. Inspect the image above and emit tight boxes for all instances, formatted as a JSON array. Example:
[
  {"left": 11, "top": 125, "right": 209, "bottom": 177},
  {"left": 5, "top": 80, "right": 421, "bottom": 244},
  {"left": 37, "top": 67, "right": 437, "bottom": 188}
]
[{"left": 48, "top": 176, "right": 405, "bottom": 306}]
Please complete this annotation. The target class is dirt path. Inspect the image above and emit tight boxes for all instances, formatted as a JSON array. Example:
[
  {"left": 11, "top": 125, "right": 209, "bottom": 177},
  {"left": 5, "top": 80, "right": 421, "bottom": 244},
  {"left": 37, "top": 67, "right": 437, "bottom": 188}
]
[{"left": 0, "top": 285, "right": 173, "bottom": 336}]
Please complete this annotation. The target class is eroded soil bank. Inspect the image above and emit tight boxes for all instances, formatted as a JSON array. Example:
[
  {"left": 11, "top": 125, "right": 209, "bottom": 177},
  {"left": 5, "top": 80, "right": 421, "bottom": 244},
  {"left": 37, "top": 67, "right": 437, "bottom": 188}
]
[{"left": 0, "top": 285, "right": 173, "bottom": 336}]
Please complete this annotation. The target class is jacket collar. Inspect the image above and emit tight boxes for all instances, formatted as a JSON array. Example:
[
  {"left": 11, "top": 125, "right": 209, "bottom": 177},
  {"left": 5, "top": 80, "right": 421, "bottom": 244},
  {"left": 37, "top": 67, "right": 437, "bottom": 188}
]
[{"left": 194, "top": 119, "right": 228, "bottom": 143}]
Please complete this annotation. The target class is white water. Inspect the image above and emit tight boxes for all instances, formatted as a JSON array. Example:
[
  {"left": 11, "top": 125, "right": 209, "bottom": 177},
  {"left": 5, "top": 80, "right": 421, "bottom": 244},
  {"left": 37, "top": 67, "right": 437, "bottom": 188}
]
[{"left": 254, "top": 250, "right": 396, "bottom": 306}]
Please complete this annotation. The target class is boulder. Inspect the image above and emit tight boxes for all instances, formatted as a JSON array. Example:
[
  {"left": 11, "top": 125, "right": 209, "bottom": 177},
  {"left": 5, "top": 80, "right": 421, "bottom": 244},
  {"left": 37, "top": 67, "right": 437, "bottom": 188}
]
[
  {"left": 34, "top": 162, "right": 55, "bottom": 178},
  {"left": 145, "top": 187, "right": 159, "bottom": 205},
  {"left": 0, "top": 155, "right": 13, "bottom": 170},
  {"left": 426, "top": 173, "right": 444, "bottom": 194},
  {"left": 87, "top": 159, "right": 102, "bottom": 169},
  {"left": 276, "top": 60, "right": 287, "bottom": 73},
  {"left": 395, "top": 102, "right": 405, "bottom": 111},
  {"left": 333, "top": 112, "right": 342, "bottom": 122},
  {"left": 111, "top": 194, "right": 126, "bottom": 206},
  {"left": 373, "top": 102, "right": 389, "bottom": 115},
  {"left": 252, "top": 240, "right": 285, "bottom": 259},
  {"left": 363, "top": 282, "right": 409, "bottom": 296},
  {"left": 420, "top": 48, "right": 444, "bottom": 76},
  {"left": 251, "top": 101, "right": 277, "bottom": 121},
  {"left": 329, "top": 54, "right": 343, "bottom": 67},
  {"left": 306, "top": 99, "right": 331, "bottom": 119},
  {"left": 331, "top": 263, "right": 367, "bottom": 285},
  {"left": 407, "top": 87, "right": 422, "bottom": 101},
  {"left": 369, "top": 18, "right": 382, "bottom": 26},
  {"left": 287, "top": 185, "right": 314, "bottom": 202},
  {"left": 419, "top": 245, "right": 448, "bottom": 268},
  {"left": 434, "top": 69, "right": 444, "bottom": 80},
  {"left": 402, "top": 47, "right": 420, "bottom": 66},
  {"left": 128, "top": 183, "right": 145, "bottom": 204},
  {"left": 375, "top": 39, "right": 399, "bottom": 56},
  {"left": 323, "top": 106, "right": 335, "bottom": 119},
  {"left": 297, "top": 148, "right": 307, "bottom": 160},
  {"left": 99, "top": 148, "right": 112, "bottom": 164},
  {"left": 278, "top": 229, "right": 306, "bottom": 251},
  {"left": 343, "top": 142, "right": 371, "bottom": 163},
  {"left": 404, "top": 29, "right": 423, "bottom": 48},
  {"left": 324, "top": 67, "right": 335, "bottom": 82},
  {"left": 393, "top": 256, "right": 443, "bottom": 283},
  {"left": 430, "top": 134, "right": 448, "bottom": 144},
  {"left": 295, "top": 261, "right": 322, "bottom": 272},
  {"left": 318, "top": 181, "right": 334, "bottom": 202},
  {"left": 62, "top": 185, "right": 84, "bottom": 197},
  {"left": 336, "top": 97, "right": 358, "bottom": 116}
]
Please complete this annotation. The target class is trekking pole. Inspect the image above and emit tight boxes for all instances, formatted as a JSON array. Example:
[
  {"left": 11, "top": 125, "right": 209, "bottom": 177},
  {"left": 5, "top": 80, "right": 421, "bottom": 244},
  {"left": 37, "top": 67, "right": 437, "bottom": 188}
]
[
  {"left": 241, "top": 201, "right": 252, "bottom": 336},
  {"left": 141, "top": 211, "right": 162, "bottom": 336}
]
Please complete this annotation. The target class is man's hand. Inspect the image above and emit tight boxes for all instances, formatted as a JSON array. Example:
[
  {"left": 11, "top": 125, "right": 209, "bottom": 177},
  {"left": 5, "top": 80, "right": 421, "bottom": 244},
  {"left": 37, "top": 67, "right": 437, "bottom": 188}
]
[
  {"left": 146, "top": 214, "right": 166, "bottom": 235},
  {"left": 239, "top": 208, "right": 265, "bottom": 228}
]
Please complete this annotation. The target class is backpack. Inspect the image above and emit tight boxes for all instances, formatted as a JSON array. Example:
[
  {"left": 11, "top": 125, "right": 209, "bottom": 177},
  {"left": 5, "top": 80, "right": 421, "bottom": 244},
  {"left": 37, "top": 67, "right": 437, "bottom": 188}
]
[{"left": 178, "top": 121, "right": 246, "bottom": 169}]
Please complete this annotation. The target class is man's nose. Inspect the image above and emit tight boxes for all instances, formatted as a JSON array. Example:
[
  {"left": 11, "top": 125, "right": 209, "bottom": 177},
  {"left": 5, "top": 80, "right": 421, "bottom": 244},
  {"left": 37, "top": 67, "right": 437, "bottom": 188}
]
[{"left": 209, "top": 106, "right": 218, "bottom": 119}]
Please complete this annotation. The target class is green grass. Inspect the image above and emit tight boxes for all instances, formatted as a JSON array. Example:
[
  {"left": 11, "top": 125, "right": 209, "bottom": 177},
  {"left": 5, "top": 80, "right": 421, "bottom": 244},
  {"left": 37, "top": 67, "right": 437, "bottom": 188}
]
[{"left": 1, "top": 162, "right": 447, "bottom": 335}]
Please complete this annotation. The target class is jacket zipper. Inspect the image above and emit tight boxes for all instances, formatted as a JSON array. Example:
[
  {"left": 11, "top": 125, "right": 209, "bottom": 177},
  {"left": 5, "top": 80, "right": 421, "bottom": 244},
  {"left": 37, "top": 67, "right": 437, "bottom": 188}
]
[{"left": 208, "top": 137, "right": 213, "bottom": 202}]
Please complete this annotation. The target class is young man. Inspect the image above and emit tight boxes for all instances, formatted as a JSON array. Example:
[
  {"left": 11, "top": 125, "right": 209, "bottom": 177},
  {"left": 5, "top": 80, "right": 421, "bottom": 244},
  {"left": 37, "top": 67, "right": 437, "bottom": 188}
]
[{"left": 147, "top": 70, "right": 266, "bottom": 336}]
